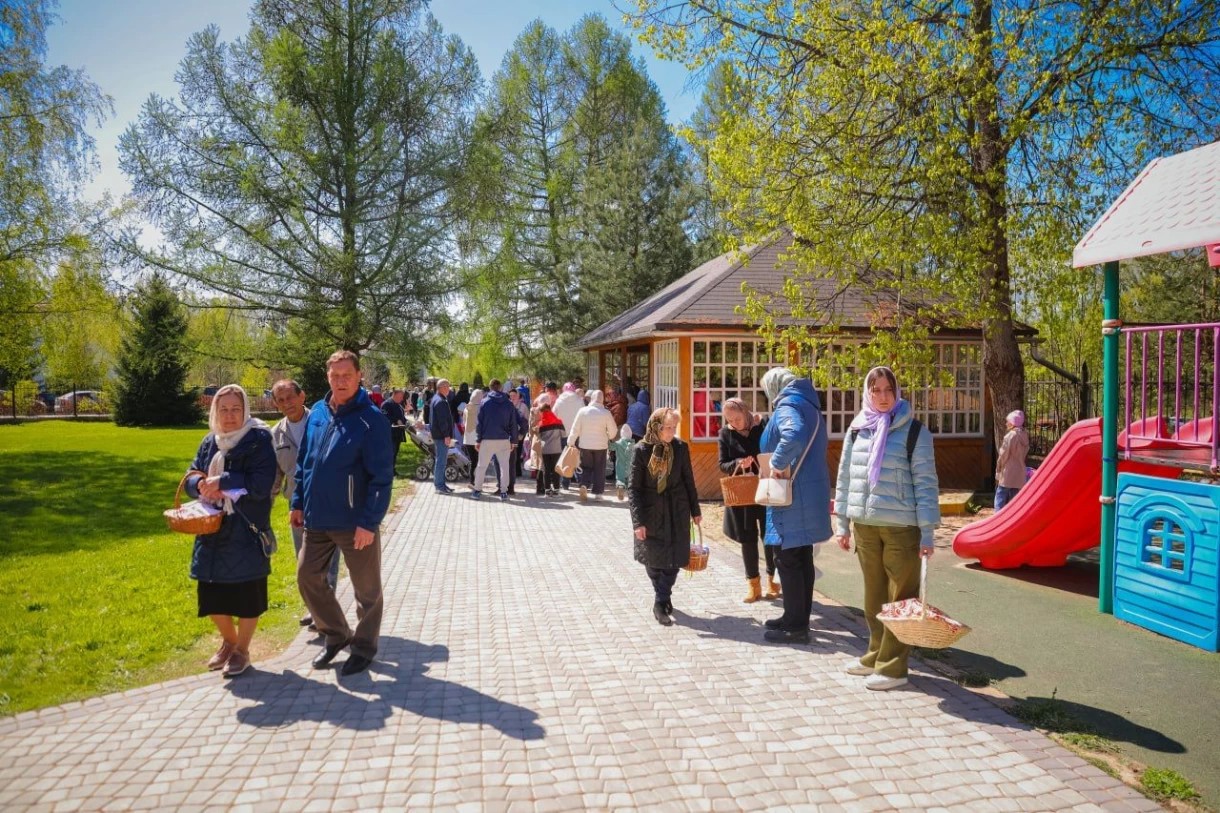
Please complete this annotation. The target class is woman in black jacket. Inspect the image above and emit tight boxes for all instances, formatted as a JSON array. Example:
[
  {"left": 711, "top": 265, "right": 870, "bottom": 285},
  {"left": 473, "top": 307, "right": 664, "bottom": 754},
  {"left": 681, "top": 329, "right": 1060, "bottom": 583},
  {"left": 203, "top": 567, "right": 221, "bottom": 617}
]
[
  {"left": 629, "top": 407, "right": 702, "bottom": 626},
  {"left": 718, "top": 397, "right": 778, "bottom": 603},
  {"left": 184, "top": 385, "right": 277, "bottom": 678}
]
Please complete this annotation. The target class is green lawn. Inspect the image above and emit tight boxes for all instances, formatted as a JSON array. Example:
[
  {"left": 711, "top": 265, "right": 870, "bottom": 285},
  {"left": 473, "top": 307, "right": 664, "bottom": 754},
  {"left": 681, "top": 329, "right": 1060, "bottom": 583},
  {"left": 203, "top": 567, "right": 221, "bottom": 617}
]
[{"left": 0, "top": 421, "right": 418, "bottom": 715}]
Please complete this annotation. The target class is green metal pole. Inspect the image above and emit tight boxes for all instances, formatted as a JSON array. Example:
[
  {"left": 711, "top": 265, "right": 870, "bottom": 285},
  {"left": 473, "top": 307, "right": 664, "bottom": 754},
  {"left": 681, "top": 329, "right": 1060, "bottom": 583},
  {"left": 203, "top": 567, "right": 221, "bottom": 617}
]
[{"left": 1099, "top": 260, "right": 1120, "bottom": 614}]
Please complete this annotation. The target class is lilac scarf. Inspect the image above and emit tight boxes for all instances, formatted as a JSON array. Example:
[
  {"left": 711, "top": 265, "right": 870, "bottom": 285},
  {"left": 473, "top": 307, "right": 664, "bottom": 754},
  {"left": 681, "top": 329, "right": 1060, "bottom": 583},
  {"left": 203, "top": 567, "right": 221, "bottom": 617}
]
[{"left": 849, "top": 366, "right": 902, "bottom": 488}]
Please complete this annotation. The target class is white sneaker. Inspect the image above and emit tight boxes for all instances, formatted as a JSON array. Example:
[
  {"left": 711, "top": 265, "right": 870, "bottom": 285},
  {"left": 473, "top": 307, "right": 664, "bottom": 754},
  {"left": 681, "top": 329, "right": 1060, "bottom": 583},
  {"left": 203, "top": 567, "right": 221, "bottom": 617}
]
[
  {"left": 843, "top": 659, "right": 873, "bottom": 676},
  {"left": 864, "top": 674, "right": 908, "bottom": 691}
]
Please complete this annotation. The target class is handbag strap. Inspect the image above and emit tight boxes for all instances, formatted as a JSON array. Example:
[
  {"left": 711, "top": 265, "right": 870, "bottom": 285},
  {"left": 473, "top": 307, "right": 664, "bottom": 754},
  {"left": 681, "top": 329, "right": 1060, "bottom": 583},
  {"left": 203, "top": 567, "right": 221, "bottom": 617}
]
[{"left": 780, "top": 408, "right": 821, "bottom": 480}]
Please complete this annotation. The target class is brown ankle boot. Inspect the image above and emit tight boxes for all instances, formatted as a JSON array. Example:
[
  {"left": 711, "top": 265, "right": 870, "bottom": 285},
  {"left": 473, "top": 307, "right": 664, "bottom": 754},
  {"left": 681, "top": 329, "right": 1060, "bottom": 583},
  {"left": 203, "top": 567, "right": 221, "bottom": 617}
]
[
  {"left": 743, "top": 576, "right": 763, "bottom": 603},
  {"left": 765, "top": 574, "right": 781, "bottom": 599}
]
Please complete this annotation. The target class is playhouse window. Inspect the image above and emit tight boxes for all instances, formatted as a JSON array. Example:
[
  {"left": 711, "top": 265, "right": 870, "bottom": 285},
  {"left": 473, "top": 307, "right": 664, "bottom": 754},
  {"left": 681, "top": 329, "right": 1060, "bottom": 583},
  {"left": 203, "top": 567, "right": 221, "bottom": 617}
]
[
  {"left": 1141, "top": 514, "right": 1191, "bottom": 580},
  {"left": 690, "top": 339, "right": 782, "bottom": 439},
  {"left": 653, "top": 340, "right": 680, "bottom": 418}
]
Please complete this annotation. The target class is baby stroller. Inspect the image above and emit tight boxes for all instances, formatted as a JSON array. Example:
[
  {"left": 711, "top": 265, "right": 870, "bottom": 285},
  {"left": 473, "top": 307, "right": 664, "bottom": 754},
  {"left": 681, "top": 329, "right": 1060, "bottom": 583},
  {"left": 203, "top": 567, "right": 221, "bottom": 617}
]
[{"left": 407, "top": 423, "right": 470, "bottom": 484}]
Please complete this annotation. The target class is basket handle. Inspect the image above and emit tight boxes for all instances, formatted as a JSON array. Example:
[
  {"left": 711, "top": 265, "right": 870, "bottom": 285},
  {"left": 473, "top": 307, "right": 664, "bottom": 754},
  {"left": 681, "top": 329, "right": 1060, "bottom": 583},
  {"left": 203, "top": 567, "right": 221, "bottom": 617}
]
[
  {"left": 692, "top": 522, "right": 704, "bottom": 548},
  {"left": 918, "top": 556, "right": 929, "bottom": 620},
  {"left": 174, "top": 474, "right": 191, "bottom": 510},
  {"left": 733, "top": 459, "right": 750, "bottom": 476}
]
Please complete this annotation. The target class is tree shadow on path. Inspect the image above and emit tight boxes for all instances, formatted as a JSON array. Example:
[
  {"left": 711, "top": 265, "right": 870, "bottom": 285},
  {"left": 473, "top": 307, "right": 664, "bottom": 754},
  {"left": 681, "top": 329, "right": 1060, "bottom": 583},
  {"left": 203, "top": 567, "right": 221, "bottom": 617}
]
[{"left": 226, "top": 636, "right": 545, "bottom": 740}]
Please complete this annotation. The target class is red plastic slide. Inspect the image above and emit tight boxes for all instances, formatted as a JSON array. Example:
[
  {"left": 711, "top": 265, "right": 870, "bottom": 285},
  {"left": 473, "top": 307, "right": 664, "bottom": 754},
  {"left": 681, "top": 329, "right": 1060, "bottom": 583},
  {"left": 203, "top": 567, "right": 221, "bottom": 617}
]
[{"left": 952, "top": 419, "right": 1182, "bottom": 569}]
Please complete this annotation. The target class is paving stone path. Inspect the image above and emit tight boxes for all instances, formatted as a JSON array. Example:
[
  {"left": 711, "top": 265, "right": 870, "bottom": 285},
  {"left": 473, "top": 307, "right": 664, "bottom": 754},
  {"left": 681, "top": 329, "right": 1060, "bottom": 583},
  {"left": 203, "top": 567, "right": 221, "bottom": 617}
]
[{"left": 0, "top": 487, "right": 1160, "bottom": 812}]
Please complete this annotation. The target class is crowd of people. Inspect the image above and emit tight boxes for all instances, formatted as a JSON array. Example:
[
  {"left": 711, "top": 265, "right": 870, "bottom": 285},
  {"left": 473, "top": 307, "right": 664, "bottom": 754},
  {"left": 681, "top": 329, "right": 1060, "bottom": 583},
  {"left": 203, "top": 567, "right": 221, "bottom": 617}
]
[{"left": 182, "top": 356, "right": 967, "bottom": 693}]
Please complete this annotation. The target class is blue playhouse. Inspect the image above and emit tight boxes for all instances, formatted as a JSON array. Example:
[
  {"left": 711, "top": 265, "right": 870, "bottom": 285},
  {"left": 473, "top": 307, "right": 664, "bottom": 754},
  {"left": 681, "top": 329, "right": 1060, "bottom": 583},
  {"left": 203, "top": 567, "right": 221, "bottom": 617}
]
[{"left": 1073, "top": 138, "right": 1220, "bottom": 651}]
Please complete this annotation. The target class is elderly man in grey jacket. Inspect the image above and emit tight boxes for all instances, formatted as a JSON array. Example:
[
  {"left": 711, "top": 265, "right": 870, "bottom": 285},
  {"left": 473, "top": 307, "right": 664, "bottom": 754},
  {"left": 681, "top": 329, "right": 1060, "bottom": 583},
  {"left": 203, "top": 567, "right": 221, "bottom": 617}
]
[{"left": 271, "top": 379, "right": 338, "bottom": 628}]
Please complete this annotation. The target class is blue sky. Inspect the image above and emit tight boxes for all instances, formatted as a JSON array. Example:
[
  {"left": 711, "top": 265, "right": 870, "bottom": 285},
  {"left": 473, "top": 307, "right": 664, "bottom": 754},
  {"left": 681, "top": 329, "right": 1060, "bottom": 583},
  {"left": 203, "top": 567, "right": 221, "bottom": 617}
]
[{"left": 45, "top": 0, "right": 702, "bottom": 203}]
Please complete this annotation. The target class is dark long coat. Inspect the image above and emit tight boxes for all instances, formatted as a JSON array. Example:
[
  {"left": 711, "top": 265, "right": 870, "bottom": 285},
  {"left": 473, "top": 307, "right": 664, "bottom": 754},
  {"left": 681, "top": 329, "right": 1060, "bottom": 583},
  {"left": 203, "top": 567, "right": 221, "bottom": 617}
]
[
  {"left": 717, "top": 421, "right": 767, "bottom": 542},
  {"left": 629, "top": 438, "right": 701, "bottom": 568}
]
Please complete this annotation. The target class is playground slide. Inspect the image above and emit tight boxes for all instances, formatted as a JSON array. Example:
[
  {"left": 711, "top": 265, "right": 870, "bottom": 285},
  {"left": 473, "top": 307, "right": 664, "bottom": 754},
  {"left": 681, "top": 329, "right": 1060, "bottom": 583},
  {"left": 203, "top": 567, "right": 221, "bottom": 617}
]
[{"left": 952, "top": 418, "right": 1183, "bottom": 569}]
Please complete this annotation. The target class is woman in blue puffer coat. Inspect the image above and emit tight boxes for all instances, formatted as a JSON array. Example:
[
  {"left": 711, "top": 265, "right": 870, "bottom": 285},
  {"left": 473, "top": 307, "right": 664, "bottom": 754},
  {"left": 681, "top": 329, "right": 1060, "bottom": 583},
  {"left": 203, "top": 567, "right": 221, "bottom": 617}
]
[
  {"left": 758, "top": 367, "right": 832, "bottom": 644},
  {"left": 834, "top": 366, "right": 940, "bottom": 692}
]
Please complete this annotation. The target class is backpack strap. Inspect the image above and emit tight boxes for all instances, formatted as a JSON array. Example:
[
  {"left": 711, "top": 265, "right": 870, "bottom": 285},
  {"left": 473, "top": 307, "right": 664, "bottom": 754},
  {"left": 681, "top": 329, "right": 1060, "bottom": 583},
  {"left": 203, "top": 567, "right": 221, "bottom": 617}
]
[
  {"left": 851, "top": 419, "right": 922, "bottom": 462},
  {"left": 906, "top": 419, "right": 922, "bottom": 463}
]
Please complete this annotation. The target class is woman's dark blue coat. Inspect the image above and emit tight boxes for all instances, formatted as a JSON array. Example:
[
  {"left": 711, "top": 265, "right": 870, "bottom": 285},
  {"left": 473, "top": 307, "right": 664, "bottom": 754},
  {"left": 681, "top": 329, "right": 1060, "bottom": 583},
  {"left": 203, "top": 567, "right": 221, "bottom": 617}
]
[{"left": 185, "top": 427, "right": 277, "bottom": 583}]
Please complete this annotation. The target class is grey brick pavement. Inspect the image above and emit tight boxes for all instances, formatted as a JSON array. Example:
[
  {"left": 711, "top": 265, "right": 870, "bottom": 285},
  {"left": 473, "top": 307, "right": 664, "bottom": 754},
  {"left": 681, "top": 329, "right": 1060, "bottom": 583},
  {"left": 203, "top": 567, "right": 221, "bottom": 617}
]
[{"left": 0, "top": 488, "right": 1161, "bottom": 811}]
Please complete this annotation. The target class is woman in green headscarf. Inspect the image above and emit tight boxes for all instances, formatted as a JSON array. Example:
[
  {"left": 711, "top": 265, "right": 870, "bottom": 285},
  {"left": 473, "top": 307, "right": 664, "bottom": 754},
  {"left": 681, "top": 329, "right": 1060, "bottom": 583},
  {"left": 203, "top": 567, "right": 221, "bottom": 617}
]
[{"left": 628, "top": 407, "right": 702, "bottom": 626}]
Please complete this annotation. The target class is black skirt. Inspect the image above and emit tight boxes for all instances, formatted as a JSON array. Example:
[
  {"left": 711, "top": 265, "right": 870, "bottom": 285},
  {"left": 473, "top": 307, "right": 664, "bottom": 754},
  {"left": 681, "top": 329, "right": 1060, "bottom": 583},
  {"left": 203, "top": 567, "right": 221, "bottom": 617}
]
[{"left": 197, "top": 578, "right": 268, "bottom": 618}]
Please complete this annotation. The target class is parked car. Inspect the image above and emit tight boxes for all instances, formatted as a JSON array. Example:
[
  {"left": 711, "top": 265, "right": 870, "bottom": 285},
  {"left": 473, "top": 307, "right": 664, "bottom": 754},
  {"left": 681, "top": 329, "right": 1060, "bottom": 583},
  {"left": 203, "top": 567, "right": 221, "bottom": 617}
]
[{"left": 55, "top": 390, "right": 106, "bottom": 414}]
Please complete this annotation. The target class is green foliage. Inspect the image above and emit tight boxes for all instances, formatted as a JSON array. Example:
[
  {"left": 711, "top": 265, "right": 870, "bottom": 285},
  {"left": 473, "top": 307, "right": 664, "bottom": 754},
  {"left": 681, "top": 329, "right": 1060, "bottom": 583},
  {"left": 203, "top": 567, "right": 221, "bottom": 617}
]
[
  {"left": 0, "top": 260, "right": 43, "bottom": 386},
  {"left": 626, "top": 0, "right": 1220, "bottom": 442},
  {"left": 41, "top": 257, "right": 123, "bottom": 390},
  {"left": 460, "top": 14, "right": 698, "bottom": 375},
  {"left": 0, "top": 0, "right": 112, "bottom": 268},
  {"left": 1141, "top": 767, "right": 1201, "bottom": 802},
  {"left": 112, "top": 276, "right": 201, "bottom": 426},
  {"left": 117, "top": 0, "right": 479, "bottom": 354}
]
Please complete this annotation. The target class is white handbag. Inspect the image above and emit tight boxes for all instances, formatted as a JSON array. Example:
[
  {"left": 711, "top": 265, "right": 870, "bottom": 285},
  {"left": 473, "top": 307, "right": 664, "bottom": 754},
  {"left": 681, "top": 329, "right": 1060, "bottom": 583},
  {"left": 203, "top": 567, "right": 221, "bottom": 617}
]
[{"left": 755, "top": 411, "right": 820, "bottom": 507}]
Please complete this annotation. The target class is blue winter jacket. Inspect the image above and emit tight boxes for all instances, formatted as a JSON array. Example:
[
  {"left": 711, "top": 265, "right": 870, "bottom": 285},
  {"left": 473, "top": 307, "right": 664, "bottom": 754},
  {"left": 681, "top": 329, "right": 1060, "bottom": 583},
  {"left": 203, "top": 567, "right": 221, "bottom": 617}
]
[
  {"left": 476, "top": 390, "right": 519, "bottom": 443},
  {"left": 626, "top": 389, "right": 651, "bottom": 438},
  {"left": 760, "top": 379, "right": 832, "bottom": 548},
  {"left": 429, "top": 392, "right": 456, "bottom": 441},
  {"left": 185, "top": 426, "right": 276, "bottom": 583},
  {"left": 833, "top": 399, "right": 940, "bottom": 547},
  {"left": 291, "top": 387, "right": 394, "bottom": 532}
]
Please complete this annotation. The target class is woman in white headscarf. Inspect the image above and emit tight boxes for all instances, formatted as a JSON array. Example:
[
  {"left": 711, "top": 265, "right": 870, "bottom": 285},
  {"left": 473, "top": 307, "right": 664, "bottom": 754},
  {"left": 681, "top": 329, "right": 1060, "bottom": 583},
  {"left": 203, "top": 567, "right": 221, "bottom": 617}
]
[
  {"left": 833, "top": 366, "right": 940, "bottom": 691},
  {"left": 183, "top": 385, "right": 277, "bottom": 678},
  {"left": 567, "top": 389, "right": 619, "bottom": 501},
  {"left": 462, "top": 389, "right": 485, "bottom": 486}
]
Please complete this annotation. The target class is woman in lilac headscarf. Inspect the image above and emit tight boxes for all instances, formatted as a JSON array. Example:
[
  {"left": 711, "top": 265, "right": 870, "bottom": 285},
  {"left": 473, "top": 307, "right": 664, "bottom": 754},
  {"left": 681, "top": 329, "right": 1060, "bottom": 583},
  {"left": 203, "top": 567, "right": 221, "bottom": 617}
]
[{"left": 833, "top": 366, "right": 940, "bottom": 692}]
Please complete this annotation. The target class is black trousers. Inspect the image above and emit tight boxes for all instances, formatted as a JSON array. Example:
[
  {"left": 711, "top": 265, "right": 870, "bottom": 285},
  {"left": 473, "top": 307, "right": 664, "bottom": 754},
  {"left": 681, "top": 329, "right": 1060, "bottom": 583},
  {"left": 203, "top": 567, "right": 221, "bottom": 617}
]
[
  {"left": 580, "top": 448, "right": 608, "bottom": 494},
  {"left": 536, "top": 453, "right": 561, "bottom": 493},
  {"left": 464, "top": 445, "right": 479, "bottom": 485},
  {"left": 775, "top": 545, "right": 815, "bottom": 629},
  {"left": 646, "top": 566, "right": 679, "bottom": 603},
  {"left": 735, "top": 511, "right": 776, "bottom": 579}
]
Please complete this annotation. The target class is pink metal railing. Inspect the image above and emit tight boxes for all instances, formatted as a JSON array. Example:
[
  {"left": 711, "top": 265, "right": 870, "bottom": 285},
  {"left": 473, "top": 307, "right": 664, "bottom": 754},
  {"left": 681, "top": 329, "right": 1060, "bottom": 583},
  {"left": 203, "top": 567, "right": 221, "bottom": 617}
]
[{"left": 1124, "top": 322, "right": 1220, "bottom": 469}]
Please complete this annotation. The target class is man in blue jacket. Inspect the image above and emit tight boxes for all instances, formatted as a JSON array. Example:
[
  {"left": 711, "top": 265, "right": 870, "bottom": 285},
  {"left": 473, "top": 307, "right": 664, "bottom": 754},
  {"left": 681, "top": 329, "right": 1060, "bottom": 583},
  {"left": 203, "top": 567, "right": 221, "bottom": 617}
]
[
  {"left": 291, "top": 350, "right": 394, "bottom": 676},
  {"left": 470, "top": 379, "right": 519, "bottom": 500},
  {"left": 429, "top": 379, "right": 457, "bottom": 493}
]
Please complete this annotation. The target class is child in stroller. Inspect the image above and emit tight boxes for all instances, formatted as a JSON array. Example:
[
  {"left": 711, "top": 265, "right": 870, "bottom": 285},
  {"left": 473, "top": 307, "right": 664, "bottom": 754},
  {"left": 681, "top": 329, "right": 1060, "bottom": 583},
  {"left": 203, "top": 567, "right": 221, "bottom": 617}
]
[{"left": 407, "top": 422, "right": 471, "bottom": 483}]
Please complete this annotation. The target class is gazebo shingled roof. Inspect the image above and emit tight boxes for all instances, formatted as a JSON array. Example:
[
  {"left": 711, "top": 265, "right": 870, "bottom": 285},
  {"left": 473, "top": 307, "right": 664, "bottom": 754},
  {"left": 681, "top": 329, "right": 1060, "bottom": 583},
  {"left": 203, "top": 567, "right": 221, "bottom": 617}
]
[
  {"left": 1073, "top": 139, "right": 1220, "bottom": 269},
  {"left": 576, "top": 231, "right": 1030, "bottom": 349}
]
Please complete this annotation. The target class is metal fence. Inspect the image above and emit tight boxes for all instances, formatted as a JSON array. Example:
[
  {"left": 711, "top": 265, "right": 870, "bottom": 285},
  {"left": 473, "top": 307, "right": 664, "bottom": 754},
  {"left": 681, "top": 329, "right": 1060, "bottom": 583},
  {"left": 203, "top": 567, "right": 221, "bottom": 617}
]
[
  {"left": 1023, "top": 379, "right": 1103, "bottom": 458},
  {"left": 0, "top": 384, "right": 278, "bottom": 420}
]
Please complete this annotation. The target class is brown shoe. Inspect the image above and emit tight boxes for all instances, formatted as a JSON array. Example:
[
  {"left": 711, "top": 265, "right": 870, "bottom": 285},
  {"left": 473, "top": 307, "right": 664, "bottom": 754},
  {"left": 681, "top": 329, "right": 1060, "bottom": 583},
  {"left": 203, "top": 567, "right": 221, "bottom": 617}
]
[
  {"left": 223, "top": 648, "right": 251, "bottom": 678},
  {"left": 207, "top": 641, "right": 236, "bottom": 671},
  {"left": 743, "top": 576, "right": 763, "bottom": 603},
  {"left": 765, "top": 574, "right": 781, "bottom": 599}
]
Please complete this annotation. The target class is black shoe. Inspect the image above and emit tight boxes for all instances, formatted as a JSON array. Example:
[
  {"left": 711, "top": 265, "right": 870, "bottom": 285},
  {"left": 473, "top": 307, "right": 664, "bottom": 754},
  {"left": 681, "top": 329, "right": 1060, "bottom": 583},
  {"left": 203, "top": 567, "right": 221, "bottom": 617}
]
[
  {"left": 763, "top": 628, "right": 810, "bottom": 644},
  {"left": 764, "top": 617, "right": 789, "bottom": 629},
  {"left": 299, "top": 614, "right": 313, "bottom": 627},
  {"left": 312, "top": 638, "right": 351, "bottom": 668},
  {"left": 663, "top": 600, "right": 673, "bottom": 615},
  {"left": 340, "top": 654, "right": 373, "bottom": 676},
  {"left": 499, "top": 491, "right": 509, "bottom": 501},
  {"left": 307, "top": 622, "right": 318, "bottom": 632},
  {"left": 653, "top": 602, "right": 673, "bottom": 626},
  {"left": 506, "top": 488, "right": 516, "bottom": 495}
]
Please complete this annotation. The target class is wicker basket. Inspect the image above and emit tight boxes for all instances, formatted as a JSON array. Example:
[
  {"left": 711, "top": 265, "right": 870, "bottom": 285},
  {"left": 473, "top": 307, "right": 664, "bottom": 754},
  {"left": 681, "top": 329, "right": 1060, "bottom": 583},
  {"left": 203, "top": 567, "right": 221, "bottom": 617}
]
[
  {"left": 685, "top": 525, "right": 709, "bottom": 572},
  {"left": 877, "top": 558, "right": 971, "bottom": 649},
  {"left": 720, "top": 461, "right": 760, "bottom": 507},
  {"left": 163, "top": 474, "right": 224, "bottom": 535}
]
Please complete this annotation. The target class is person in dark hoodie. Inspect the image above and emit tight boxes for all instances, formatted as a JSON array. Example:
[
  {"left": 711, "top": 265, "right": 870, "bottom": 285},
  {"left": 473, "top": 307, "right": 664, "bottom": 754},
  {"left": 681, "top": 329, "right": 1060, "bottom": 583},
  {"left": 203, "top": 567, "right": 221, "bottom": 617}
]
[
  {"left": 626, "top": 387, "right": 651, "bottom": 441},
  {"left": 470, "top": 379, "right": 519, "bottom": 501},
  {"left": 757, "top": 367, "right": 832, "bottom": 645},
  {"left": 291, "top": 350, "right": 394, "bottom": 676}
]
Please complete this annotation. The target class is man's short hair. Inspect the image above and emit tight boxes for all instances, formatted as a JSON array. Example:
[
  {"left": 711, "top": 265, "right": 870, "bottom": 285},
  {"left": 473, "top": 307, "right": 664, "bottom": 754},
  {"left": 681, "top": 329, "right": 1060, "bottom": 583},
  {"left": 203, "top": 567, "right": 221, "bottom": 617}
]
[
  {"left": 545, "top": 381, "right": 558, "bottom": 391},
  {"left": 489, "top": 379, "right": 502, "bottom": 391},
  {"left": 272, "top": 379, "right": 302, "bottom": 396},
  {"left": 326, "top": 350, "right": 360, "bottom": 370},
  {"left": 437, "top": 378, "right": 450, "bottom": 389}
]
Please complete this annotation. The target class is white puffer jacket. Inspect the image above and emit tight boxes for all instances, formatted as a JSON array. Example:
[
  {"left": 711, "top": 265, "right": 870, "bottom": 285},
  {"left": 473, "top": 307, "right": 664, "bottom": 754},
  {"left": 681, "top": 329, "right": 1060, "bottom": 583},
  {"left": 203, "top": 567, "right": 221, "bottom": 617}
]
[{"left": 568, "top": 392, "right": 618, "bottom": 451}]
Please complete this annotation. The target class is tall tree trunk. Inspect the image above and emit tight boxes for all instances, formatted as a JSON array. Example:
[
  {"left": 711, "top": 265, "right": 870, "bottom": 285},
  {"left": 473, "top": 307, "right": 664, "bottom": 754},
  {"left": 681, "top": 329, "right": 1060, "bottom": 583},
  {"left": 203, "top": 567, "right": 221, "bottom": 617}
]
[{"left": 972, "top": 0, "right": 1024, "bottom": 450}]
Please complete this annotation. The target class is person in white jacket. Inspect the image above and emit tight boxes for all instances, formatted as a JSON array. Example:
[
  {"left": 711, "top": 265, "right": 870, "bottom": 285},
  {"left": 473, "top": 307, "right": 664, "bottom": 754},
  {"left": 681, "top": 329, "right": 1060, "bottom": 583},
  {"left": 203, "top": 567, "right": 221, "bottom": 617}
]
[
  {"left": 461, "top": 389, "right": 483, "bottom": 486},
  {"left": 552, "top": 382, "right": 586, "bottom": 490},
  {"left": 567, "top": 389, "right": 619, "bottom": 500}
]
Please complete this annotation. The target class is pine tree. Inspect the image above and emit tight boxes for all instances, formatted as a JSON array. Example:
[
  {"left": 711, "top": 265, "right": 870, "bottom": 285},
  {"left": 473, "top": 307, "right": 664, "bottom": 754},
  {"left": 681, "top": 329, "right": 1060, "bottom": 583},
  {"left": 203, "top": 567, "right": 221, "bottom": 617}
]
[{"left": 113, "top": 276, "right": 201, "bottom": 426}]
